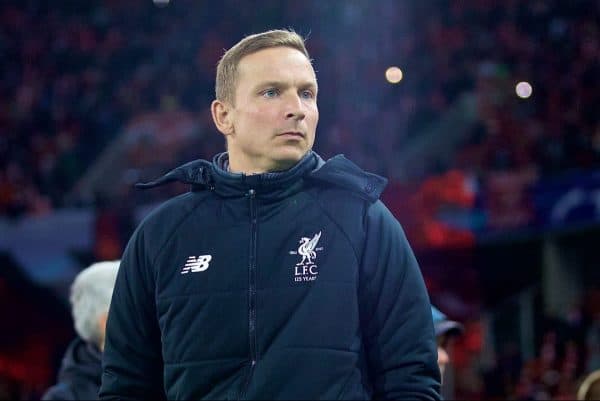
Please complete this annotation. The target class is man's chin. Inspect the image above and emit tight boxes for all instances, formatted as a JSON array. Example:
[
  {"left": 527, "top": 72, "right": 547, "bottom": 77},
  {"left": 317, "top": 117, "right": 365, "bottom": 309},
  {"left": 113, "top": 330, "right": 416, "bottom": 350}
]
[{"left": 272, "top": 149, "right": 309, "bottom": 171}]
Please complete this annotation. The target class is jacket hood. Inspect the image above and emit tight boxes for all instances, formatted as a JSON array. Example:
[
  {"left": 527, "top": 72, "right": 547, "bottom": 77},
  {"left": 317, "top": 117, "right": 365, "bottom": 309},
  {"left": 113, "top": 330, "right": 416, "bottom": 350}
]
[
  {"left": 309, "top": 154, "right": 388, "bottom": 202},
  {"left": 57, "top": 337, "right": 102, "bottom": 385},
  {"left": 136, "top": 151, "right": 387, "bottom": 202}
]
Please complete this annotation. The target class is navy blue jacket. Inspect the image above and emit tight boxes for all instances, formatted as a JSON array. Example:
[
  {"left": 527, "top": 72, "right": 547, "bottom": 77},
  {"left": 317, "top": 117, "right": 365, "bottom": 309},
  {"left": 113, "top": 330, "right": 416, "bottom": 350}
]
[
  {"left": 43, "top": 337, "right": 102, "bottom": 400},
  {"left": 100, "top": 152, "right": 440, "bottom": 400}
]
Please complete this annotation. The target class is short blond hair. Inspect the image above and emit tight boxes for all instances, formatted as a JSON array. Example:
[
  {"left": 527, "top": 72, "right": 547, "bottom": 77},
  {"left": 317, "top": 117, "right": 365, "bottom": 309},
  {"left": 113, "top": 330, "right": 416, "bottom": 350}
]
[{"left": 215, "top": 29, "right": 310, "bottom": 104}]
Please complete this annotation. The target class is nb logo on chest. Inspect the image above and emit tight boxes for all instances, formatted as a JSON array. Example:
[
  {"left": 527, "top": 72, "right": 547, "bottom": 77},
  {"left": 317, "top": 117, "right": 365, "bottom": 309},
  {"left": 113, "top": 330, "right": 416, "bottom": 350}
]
[{"left": 181, "top": 255, "right": 212, "bottom": 274}]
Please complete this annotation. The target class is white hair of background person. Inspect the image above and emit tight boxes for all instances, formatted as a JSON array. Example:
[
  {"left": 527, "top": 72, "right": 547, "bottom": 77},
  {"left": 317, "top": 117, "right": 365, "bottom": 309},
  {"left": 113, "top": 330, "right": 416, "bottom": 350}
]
[{"left": 70, "top": 260, "right": 120, "bottom": 347}]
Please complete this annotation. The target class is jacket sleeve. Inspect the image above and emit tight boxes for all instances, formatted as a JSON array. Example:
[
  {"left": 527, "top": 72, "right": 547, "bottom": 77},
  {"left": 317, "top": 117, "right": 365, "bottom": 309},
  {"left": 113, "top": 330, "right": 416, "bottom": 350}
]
[
  {"left": 99, "top": 227, "right": 166, "bottom": 400},
  {"left": 41, "top": 383, "right": 75, "bottom": 400},
  {"left": 358, "top": 200, "right": 441, "bottom": 400}
]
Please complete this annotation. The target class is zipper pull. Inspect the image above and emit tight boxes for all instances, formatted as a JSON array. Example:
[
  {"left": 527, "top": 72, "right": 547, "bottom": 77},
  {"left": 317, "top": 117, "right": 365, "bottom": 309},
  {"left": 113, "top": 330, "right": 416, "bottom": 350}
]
[{"left": 248, "top": 189, "right": 256, "bottom": 198}]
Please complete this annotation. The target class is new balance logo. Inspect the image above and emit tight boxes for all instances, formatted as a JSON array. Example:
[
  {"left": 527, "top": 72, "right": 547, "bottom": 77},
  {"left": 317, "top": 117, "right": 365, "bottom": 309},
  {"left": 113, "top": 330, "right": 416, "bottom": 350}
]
[{"left": 180, "top": 255, "right": 212, "bottom": 274}]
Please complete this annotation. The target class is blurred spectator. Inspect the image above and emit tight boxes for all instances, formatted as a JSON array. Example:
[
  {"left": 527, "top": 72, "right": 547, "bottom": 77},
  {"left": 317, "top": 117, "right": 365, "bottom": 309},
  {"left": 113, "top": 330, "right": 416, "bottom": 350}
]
[
  {"left": 42, "top": 260, "right": 119, "bottom": 400},
  {"left": 432, "top": 305, "right": 464, "bottom": 398},
  {"left": 93, "top": 194, "right": 134, "bottom": 261}
]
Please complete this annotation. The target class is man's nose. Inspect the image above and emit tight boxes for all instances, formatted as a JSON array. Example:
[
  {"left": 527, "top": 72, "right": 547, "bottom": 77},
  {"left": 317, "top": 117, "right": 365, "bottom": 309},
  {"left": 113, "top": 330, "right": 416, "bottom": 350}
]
[{"left": 285, "top": 94, "right": 306, "bottom": 121}]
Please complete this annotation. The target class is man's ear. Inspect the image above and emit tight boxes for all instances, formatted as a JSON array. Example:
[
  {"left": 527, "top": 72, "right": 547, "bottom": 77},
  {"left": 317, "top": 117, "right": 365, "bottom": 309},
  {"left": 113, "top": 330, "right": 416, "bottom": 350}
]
[{"left": 211, "top": 99, "right": 234, "bottom": 137}]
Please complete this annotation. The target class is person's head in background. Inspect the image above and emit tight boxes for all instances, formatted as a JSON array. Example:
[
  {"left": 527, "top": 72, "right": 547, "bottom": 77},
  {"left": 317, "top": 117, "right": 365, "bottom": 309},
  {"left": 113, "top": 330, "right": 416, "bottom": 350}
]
[
  {"left": 431, "top": 306, "right": 464, "bottom": 380},
  {"left": 578, "top": 370, "right": 600, "bottom": 400},
  {"left": 71, "top": 260, "right": 120, "bottom": 351}
]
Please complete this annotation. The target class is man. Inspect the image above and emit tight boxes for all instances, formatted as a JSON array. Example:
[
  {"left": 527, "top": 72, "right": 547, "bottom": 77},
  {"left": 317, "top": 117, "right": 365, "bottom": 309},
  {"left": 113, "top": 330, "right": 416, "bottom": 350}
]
[
  {"left": 431, "top": 306, "right": 464, "bottom": 398},
  {"left": 42, "top": 260, "right": 120, "bottom": 400},
  {"left": 431, "top": 306, "right": 464, "bottom": 379},
  {"left": 100, "top": 29, "right": 440, "bottom": 400}
]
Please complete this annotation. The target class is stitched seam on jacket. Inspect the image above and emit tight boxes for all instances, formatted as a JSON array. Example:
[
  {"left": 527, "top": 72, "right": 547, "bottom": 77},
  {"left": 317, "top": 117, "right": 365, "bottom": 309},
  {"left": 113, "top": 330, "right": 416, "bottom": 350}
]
[
  {"left": 163, "top": 357, "right": 245, "bottom": 366},
  {"left": 305, "top": 190, "right": 362, "bottom": 266},
  {"left": 337, "top": 369, "right": 360, "bottom": 400},
  {"left": 149, "top": 192, "right": 214, "bottom": 269}
]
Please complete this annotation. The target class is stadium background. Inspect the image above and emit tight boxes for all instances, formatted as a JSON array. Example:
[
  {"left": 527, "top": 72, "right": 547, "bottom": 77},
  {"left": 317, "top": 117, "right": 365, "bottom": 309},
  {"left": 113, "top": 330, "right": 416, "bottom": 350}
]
[{"left": 0, "top": 0, "right": 598, "bottom": 399}]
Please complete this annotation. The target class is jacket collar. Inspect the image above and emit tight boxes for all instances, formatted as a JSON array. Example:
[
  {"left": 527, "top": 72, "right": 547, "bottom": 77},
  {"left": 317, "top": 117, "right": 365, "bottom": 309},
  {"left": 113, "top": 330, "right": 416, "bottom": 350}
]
[
  {"left": 136, "top": 151, "right": 387, "bottom": 202},
  {"left": 209, "top": 151, "right": 319, "bottom": 199},
  {"left": 58, "top": 337, "right": 102, "bottom": 383},
  {"left": 137, "top": 151, "right": 318, "bottom": 200}
]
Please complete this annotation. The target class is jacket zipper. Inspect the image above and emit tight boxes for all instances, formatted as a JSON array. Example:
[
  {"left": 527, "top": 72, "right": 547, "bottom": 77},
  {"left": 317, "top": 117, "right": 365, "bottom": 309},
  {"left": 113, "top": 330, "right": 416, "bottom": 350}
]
[{"left": 240, "top": 188, "right": 258, "bottom": 399}]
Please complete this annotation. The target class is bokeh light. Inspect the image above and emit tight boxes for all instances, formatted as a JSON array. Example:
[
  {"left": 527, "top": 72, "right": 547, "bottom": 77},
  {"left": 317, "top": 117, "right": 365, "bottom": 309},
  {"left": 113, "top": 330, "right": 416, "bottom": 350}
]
[
  {"left": 385, "top": 66, "right": 403, "bottom": 84},
  {"left": 516, "top": 81, "right": 533, "bottom": 98}
]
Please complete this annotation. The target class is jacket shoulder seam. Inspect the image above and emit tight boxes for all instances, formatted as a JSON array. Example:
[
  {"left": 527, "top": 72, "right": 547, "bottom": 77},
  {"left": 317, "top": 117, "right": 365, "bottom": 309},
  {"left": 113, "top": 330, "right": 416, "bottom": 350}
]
[
  {"left": 360, "top": 201, "right": 410, "bottom": 299},
  {"left": 306, "top": 189, "right": 363, "bottom": 266},
  {"left": 147, "top": 192, "right": 213, "bottom": 268}
]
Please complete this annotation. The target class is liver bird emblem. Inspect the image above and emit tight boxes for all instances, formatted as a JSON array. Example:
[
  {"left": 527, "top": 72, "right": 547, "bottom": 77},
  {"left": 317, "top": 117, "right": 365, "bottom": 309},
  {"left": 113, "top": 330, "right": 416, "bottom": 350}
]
[{"left": 296, "top": 231, "right": 322, "bottom": 265}]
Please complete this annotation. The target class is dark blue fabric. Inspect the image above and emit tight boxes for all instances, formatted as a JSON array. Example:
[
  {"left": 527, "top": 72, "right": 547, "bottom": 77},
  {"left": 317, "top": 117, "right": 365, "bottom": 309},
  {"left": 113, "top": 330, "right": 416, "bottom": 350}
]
[
  {"left": 100, "top": 152, "right": 441, "bottom": 400},
  {"left": 43, "top": 337, "right": 102, "bottom": 400}
]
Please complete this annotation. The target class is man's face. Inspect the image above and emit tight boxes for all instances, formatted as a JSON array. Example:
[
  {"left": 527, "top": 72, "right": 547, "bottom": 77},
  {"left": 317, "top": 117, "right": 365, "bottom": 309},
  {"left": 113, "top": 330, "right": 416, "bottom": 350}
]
[{"left": 224, "top": 46, "right": 319, "bottom": 173}]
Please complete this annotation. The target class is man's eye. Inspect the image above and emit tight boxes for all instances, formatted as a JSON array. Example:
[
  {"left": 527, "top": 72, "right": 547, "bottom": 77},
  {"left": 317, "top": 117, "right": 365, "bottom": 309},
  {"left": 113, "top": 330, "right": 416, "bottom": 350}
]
[
  {"left": 300, "top": 90, "right": 314, "bottom": 99},
  {"left": 263, "top": 89, "right": 279, "bottom": 98}
]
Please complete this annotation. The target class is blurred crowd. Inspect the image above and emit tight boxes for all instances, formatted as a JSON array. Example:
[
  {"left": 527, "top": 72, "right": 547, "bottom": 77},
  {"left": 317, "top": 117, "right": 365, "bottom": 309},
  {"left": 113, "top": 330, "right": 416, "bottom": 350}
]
[
  {"left": 450, "top": 0, "right": 598, "bottom": 178},
  {"left": 0, "top": 0, "right": 598, "bottom": 399},
  {"left": 448, "top": 288, "right": 600, "bottom": 399},
  {"left": 1, "top": 0, "right": 597, "bottom": 218}
]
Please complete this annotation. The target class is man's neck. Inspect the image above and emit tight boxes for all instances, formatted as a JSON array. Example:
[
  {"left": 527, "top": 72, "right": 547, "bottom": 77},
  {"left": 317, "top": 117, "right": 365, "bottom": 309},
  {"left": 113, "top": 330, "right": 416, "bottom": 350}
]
[{"left": 227, "top": 157, "right": 296, "bottom": 175}]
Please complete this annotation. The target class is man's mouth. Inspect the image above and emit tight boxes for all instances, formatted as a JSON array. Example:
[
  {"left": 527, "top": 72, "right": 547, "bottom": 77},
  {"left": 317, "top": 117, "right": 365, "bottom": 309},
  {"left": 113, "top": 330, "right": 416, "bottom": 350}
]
[{"left": 277, "top": 131, "right": 304, "bottom": 138}]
